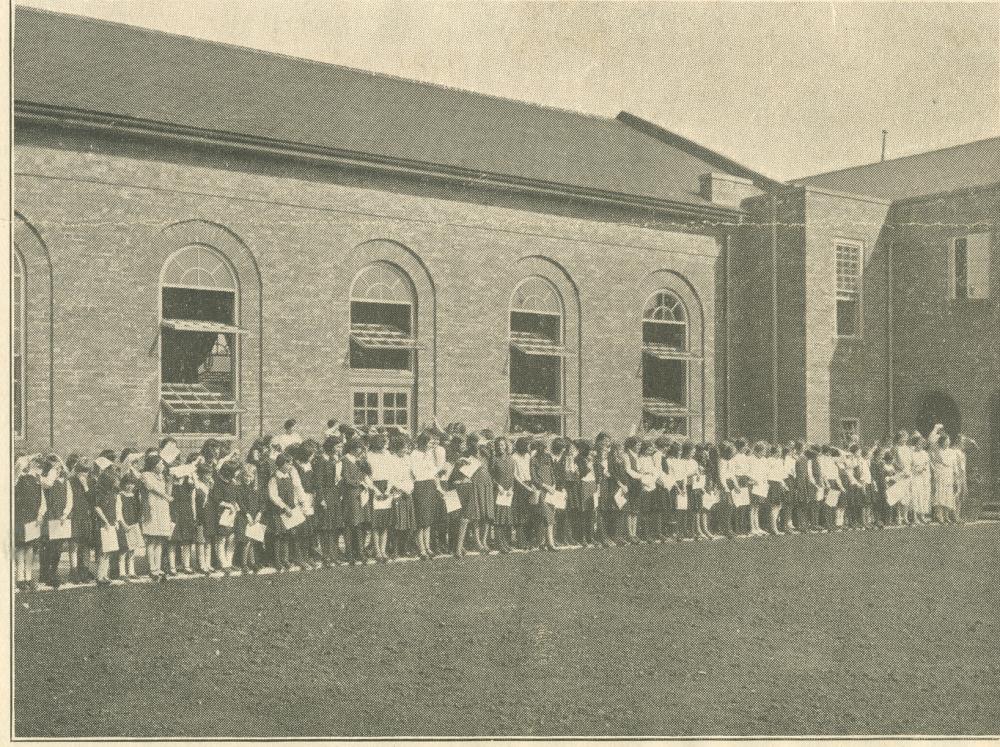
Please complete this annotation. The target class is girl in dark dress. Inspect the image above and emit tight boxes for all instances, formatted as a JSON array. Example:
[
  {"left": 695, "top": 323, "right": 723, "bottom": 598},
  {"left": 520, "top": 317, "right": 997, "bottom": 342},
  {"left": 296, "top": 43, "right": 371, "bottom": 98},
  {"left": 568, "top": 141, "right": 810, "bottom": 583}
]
[
  {"left": 68, "top": 456, "right": 94, "bottom": 582},
  {"left": 209, "top": 462, "right": 241, "bottom": 576},
  {"left": 447, "top": 436, "right": 475, "bottom": 557},
  {"left": 169, "top": 461, "right": 199, "bottom": 574},
  {"left": 471, "top": 440, "right": 495, "bottom": 554},
  {"left": 490, "top": 437, "right": 516, "bottom": 554},
  {"left": 91, "top": 458, "right": 121, "bottom": 586},
  {"left": 194, "top": 462, "right": 215, "bottom": 574},
  {"left": 410, "top": 432, "right": 443, "bottom": 560},
  {"left": 620, "top": 438, "right": 643, "bottom": 544},
  {"left": 292, "top": 445, "right": 321, "bottom": 570},
  {"left": 549, "top": 438, "right": 570, "bottom": 546},
  {"left": 267, "top": 453, "right": 298, "bottom": 571},
  {"left": 340, "top": 440, "right": 372, "bottom": 566},
  {"left": 575, "top": 441, "right": 597, "bottom": 547},
  {"left": 118, "top": 469, "right": 142, "bottom": 580},
  {"left": 40, "top": 456, "right": 72, "bottom": 588},
  {"left": 14, "top": 458, "right": 46, "bottom": 591},
  {"left": 595, "top": 434, "right": 619, "bottom": 546},
  {"left": 313, "top": 436, "right": 344, "bottom": 566}
]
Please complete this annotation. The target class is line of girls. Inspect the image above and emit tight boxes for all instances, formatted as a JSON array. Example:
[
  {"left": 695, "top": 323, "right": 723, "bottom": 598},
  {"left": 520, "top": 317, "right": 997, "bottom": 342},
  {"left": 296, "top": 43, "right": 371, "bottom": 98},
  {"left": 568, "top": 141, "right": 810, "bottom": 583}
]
[{"left": 12, "top": 424, "right": 969, "bottom": 591}]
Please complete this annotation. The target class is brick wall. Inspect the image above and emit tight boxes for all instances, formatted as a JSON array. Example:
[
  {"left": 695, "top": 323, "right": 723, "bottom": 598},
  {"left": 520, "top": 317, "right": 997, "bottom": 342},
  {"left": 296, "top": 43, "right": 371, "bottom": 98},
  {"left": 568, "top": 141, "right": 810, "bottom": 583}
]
[{"left": 14, "top": 123, "right": 724, "bottom": 452}]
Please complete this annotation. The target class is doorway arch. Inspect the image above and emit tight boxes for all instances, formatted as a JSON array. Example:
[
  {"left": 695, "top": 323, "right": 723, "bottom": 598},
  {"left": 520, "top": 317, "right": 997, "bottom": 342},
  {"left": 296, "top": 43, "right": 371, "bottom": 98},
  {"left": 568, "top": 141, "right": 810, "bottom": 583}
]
[{"left": 914, "top": 391, "right": 962, "bottom": 440}]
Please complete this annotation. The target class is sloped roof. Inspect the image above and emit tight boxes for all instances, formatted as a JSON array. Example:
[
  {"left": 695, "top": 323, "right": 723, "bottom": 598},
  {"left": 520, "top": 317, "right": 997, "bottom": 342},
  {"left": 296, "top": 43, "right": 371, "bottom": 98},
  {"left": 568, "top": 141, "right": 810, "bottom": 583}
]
[
  {"left": 13, "top": 6, "right": 768, "bottom": 211},
  {"left": 795, "top": 136, "right": 1000, "bottom": 201}
]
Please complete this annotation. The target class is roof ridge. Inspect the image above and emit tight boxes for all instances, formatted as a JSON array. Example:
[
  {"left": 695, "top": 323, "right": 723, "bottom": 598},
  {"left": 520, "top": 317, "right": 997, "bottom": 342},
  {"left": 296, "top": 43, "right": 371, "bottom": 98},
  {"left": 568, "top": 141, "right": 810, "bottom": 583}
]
[
  {"left": 795, "top": 134, "right": 1000, "bottom": 181},
  {"left": 15, "top": 4, "right": 621, "bottom": 125}
]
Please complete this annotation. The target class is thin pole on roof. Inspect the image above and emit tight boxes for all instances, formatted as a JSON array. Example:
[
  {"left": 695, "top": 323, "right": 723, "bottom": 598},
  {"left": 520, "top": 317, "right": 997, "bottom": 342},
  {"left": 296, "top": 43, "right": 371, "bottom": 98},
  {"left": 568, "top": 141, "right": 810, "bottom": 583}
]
[{"left": 881, "top": 130, "right": 888, "bottom": 162}]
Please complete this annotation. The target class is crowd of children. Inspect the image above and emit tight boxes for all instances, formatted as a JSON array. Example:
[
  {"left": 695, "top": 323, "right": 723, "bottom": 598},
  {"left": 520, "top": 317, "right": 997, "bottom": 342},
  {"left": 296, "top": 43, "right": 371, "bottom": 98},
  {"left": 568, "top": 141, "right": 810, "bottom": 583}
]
[{"left": 12, "top": 418, "right": 975, "bottom": 592}]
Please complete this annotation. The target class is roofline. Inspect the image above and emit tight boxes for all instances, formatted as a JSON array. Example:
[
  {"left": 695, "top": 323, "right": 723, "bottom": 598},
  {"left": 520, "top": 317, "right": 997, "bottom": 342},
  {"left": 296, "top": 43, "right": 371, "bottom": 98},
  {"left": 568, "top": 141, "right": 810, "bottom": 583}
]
[
  {"left": 794, "top": 135, "right": 1000, "bottom": 182},
  {"left": 615, "top": 112, "right": 785, "bottom": 191},
  {"left": 889, "top": 179, "right": 1000, "bottom": 207},
  {"left": 15, "top": 101, "right": 745, "bottom": 222}
]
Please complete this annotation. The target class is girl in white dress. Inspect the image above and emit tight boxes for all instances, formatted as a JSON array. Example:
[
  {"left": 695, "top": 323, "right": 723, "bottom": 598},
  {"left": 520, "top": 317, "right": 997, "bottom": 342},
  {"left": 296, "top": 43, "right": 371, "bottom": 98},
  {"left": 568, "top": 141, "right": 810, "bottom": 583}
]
[
  {"left": 910, "top": 434, "right": 932, "bottom": 524},
  {"left": 930, "top": 433, "right": 958, "bottom": 523},
  {"left": 140, "top": 454, "right": 174, "bottom": 580}
]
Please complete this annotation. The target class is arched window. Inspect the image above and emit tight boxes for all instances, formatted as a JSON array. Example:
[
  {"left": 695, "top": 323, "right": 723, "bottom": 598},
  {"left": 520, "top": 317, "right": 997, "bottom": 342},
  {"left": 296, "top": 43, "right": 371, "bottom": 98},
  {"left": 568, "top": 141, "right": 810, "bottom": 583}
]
[
  {"left": 12, "top": 247, "right": 25, "bottom": 439},
  {"left": 642, "top": 290, "right": 690, "bottom": 434},
  {"left": 349, "top": 262, "right": 417, "bottom": 431},
  {"left": 509, "top": 276, "right": 566, "bottom": 434},
  {"left": 159, "top": 245, "right": 242, "bottom": 436}
]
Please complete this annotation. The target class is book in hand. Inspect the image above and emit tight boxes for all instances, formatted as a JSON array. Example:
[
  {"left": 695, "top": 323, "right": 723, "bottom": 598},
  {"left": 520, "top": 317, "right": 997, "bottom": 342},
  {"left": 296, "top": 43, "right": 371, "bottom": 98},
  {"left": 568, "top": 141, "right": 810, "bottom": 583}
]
[
  {"left": 245, "top": 521, "right": 266, "bottom": 543},
  {"left": 732, "top": 487, "right": 751, "bottom": 507},
  {"left": 458, "top": 458, "right": 481, "bottom": 479},
  {"left": 218, "top": 507, "right": 236, "bottom": 528},
  {"left": 442, "top": 490, "right": 462, "bottom": 513},
  {"left": 281, "top": 506, "right": 306, "bottom": 530},
  {"left": 676, "top": 490, "right": 689, "bottom": 511},
  {"left": 23, "top": 521, "right": 41, "bottom": 543},
  {"left": 546, "top": 489, "right": 567, "bottom": 510},
  {"left": 702, "top": 490, "right": 719, "bottom": 510},
  {"left": 825, "top": 489, "right": 841, "bottom": 507},
  {"left": 496, "top": 488, "right": 513, "bottom": 508},
  {"left": 886, "top": 479, "right": 908, "bottom": 506},
  {"left": 124, "top": 523, "right": 146, "bottom": 552},
  {"left": 99, "top": 525, "right": 119, "bottom": 553},
  {"left": 48, "top": 518, "right": 72, "bottom": 540}
]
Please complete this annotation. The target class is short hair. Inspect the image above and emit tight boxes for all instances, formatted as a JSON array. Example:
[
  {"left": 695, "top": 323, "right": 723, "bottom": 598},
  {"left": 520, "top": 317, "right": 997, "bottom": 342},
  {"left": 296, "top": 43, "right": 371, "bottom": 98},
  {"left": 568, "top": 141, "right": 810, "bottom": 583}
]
[
  {"left": 219, "top": 461, "right": 239, "bottom": 480},
  {"left": 284, "top": 419, "right": 297, "bottom": 430},
  {"left": 143, "top": 453, "right": 163, "bottom": 473},
  {"left": 323, "top": 435, "right": 342, "bottom": 453}
]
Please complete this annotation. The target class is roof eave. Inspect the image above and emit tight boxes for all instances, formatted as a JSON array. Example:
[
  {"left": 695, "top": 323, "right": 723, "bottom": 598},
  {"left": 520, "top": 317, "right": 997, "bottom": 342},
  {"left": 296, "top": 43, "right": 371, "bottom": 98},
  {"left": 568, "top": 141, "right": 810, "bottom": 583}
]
[{"left": 15, "top": 101, "right": 744, "bottom": 223}]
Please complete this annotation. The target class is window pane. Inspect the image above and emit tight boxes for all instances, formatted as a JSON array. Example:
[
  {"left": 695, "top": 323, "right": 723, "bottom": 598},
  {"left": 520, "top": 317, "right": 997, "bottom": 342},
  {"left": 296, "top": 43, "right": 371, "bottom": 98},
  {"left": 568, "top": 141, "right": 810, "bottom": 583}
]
[
  {"left": 367, "top": 392, "right": 378, "bottom": 407},
  {"left": 366, "top": 410, "right": 378, "bottom": 426},
  {"left": 643, "top": 357, "right": 687, "bottom": 406},
  {"left": 354, "top": 392, "right": 366, "bottom": 407}
]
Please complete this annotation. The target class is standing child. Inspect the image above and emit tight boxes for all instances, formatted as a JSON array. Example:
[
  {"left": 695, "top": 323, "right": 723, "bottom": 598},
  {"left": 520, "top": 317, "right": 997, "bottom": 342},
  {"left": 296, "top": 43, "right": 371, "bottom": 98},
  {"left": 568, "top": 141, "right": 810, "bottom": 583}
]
[
  {"left": 67, "top": 456, "right": 94, "bottom": 582},
  {"left": 576, "top": 441, "right": 602, "bottom": 547},
  {"left": 236, "top": 461, "right": 263, "bottom": 573},
  {"left": 194, "top": 462, "right": 215, "bottom": 574},
  {"left": 139, "top": 454, "right": 173, "bottom": 581},
  {"left": 40, "top": 456, "right": 72, "bottom": 588},
  {"left": 561, "top": 439, "right": 582, "bottom": 547},
  {"left": 490, "top": 437, "right": 516, "bottom": 554},
  {"left": 210, "top": 461, "right": 241, "bottom": 576},
  {"left": 511, "top": 437, "right": 535, "bottom": 550},
  {"left": 169, "top": 460, "right": 198, "bottom": 574},
  {"left": 118, "top": 470, "right": 142, "bottom": 580},
  {"left": 14, "top": 458, "right": 47, "bottom": 591},
  {"left": 91, "top": 457, "right": 120, "bottom": 586},
  {"left": 313, "top": 436, "right": 344, "bottom": 566},
  {"left": 391, "top": 436, "right": 418, "bottom": 559},
  {"left": 471, "top": 438, "right": 496, "bottom": 554},
  {"left": 529, "top": 438, "right": 559, "bottom": 551},
  {"left": 340, "top": 440, "right": 372, "bottom": 566}
]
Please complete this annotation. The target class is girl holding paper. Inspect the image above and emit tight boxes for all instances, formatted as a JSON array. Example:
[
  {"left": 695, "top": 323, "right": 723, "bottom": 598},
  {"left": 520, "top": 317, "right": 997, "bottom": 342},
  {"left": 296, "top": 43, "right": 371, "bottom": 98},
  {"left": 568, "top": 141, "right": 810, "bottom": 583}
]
[
  {"left": 910, "top": 435, "right": 932, "bottom": 524},
  {"left": 490, "top": 437, "right": 516, "bottom": 554},
  {"left": 91, "top": 458, "right": 120, "bottom": 586},
  {"left": 313, "top": 436, "right": 344, "bottom": 566},
  {"left": 529, "top": 439, "right": 559, "bottom": 551},
  {"left": 340, "top": 441, "right": 372, "bottom": 566},
  {"left": 291, "top": 445, "right": 321, "bottom": 570},
  {"left": 410, "top": 432, "right": 443, "bottom": 559},
  {"left": 67, "top": 456, "right": 94, "bottom": 582},
  {"left": 716, "top": 443, "right": 738, "bottom": 538},
  {"left": 14, "top": 458, "right": 46, "bottom": 591},
  {"left": 744, "top": 442, "right": 769, "bottom": 537},
  {"left": 139, "top": 455, "right": 174, "bottom": 581},
  {"left": 575, "top": 440, "right": 600, "bottom": 547},
  {"left": 267, "top": 453, "right": 299, "bottom": 571},
  {"left": 636, "top": 441, "right": 660, "bottom": 543},
  {"left": 236, "top": 462, "right": 263, "bottom": 573},
  {"left": 390, "top": 436, "right": 418, "bottom": 559},
  {"left": 620, "top": 438, "right": 643, "bottom": 544},
  {"left": 209, "top": 462, "right": 241, "bottom": 576},
  {"left": 512, "top": 437, "right": 535, "bottom": 550},
  {"left": 930, "top": 433, "right": 959, "bottom": 524},
  {"left": 40, "top": 456, "right": 73, "bottom": 588},
  {"left": 470, "top": 437, "right": 496, "bottom": 554},
  {"left": 168, "top": 461, "right": 199, "bottom": 575},
  {"left": 560, "top": 439, "right": 582, "bottom": 547}
]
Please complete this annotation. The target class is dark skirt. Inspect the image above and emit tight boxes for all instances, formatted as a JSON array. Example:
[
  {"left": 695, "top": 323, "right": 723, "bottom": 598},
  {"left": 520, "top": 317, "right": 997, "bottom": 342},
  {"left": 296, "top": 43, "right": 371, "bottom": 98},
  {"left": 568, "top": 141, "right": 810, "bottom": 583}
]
[
  {"left": 342, "top": 494, "right": 372, "bottom": 528},
  {"left": 171, "top": 494, "right": 198, "bottom": 544},
  {"left": 579, "top": 480, "right": 598, "bottom": 513},
  {"left": 394, "top": 493, "right": 417, "bottom": 532},
  {"left": 120, "top": 494, "right": 141, "bottom": 527},
  {"left": 767, "top": 481, "right": 788, "bottom": 507},
  {"left": 625, "top": 487, "right": 642, "bottom": 516},
  {"left": 70, "top": 504, "right": 92, "bottom": 545},
  {"left": 215, "top": 507, "right": 236, "bottom": 539},
  {"left": 413, "top": 480, "right": 439, "bottom": 529},
  {"left": 371, "top": 506, "right": 394, "bottom": 531},
  {"left": 565, "top": 479, "right": 583, "bottom": 512},
  {"left": 512, "top": 484, "right": 534, "bottom": 526},
  {"left": 689, "top": 487, "right": 704, "bottom": 512},
  {"left": 535, "top": 497, "right": 554, "bottom": 526},
  {"left": 314, "top": 493, "right": 342, "bottom": 531},
  {"left": 472, "top": 475, "right": 495, "bottom": 523},
  {"left": 14, "top": 521, "right": 37, "bottom": 548}
]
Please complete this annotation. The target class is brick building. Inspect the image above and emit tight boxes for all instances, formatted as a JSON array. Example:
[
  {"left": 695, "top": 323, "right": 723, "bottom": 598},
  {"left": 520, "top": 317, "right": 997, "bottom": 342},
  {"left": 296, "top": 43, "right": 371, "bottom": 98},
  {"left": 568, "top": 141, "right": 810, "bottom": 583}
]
[{"left": 11, "top": 8, "right": 998, "bottom": 510}]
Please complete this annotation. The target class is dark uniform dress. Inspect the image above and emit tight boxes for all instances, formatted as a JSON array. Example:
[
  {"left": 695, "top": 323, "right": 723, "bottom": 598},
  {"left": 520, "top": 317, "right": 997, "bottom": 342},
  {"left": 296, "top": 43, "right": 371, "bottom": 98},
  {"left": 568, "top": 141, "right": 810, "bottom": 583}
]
[
  {"left": 267, "top": 471, "right": 297, "bottom": 537},
  {"left": 490, "top": 455, "right": 516, "bottom": 527},
  {"left": 92, "top": 471, "right": 120, "bottom": 555},
  {"left": 312, "top": 454, "right": 342, "bottom": 533},
  {"left": 170, "top": 479, "right": 199, "bottom": 544},
  {"left": 236, "top": 480, "right": 261, "bottom": 541},
  {"left": 448, "top": 462, "right": 475, "bottom": 522},
  {"left": 471, "top": 454, "right": 495, "bottom": 525},
  {"left": 70, "top": 474, "right": 93, "bottom": 548},
  {"left": 624, "top": 452, "right": 642, "bottom": 517},
  {"left": 14, "top": 474, "right": 44, "bottom": 547},
  {"left": 210, "top": 479, "right": 241, "bottom": 539},
  {"left": 340, "top": 458, "right": 371, "bottom": 528}
]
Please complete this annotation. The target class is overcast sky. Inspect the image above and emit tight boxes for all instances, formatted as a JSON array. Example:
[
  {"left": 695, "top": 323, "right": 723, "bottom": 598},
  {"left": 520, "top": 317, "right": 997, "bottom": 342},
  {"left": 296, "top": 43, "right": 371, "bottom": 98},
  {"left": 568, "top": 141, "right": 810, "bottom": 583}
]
[{"left": 18, "top": 0, "right": 1000, "bottom": 180}]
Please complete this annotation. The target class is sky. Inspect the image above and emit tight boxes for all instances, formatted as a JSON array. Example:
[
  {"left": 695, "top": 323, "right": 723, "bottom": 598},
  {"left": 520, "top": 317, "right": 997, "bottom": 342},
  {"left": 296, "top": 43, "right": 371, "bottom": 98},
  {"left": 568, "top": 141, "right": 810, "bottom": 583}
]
[{"left": 16, "top": 0, "right": 1000, "bottom": 180}]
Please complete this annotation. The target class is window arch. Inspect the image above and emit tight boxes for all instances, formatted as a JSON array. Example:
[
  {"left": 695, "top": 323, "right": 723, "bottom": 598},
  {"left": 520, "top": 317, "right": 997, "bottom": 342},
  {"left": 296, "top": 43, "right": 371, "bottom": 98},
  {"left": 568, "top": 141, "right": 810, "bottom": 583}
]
[
  {"left": 509, "top": 276, "right": 566, "bottom": 435},
  {"left": 159, "top": 245, "right": 241, "bottom": 436},
  {"left": 349, "top": 262, "right": 418, "bottom": 431},
  {"left": 12, "top": 247, "right": 25, "bottom": 439},
  {"left": 642, "top": 289, "right": 691, "bottom": 434},
  {"left": 161, "top": 244, "right": 238, "bottom": 292}
]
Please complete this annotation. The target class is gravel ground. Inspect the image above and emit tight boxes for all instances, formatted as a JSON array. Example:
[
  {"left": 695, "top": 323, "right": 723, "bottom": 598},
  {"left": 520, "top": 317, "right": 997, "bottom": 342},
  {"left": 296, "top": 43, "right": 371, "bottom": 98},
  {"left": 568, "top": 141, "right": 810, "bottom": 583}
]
[{"left": 14, "top": 522, "right": 1000, "bottom": 737}]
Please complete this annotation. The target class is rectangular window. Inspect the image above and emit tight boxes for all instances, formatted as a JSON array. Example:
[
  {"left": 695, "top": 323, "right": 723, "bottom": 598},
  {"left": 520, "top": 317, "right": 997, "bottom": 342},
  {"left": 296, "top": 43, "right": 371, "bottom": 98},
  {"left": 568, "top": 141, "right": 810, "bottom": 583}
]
[
  {"left": 840, "top": 418, "right": 860, "bottom": 447},
  {"left": 352, "top": 388, "right": 410, "bottom": 431},
  {"left": 349, "top": 301, "right": 414, "bottom": 370},
  {"left": 836, "top": 242, "right": 862, "bottom": 337},
  {"left": 952, "top": 234, "right": 991, "bottom": 299}
]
